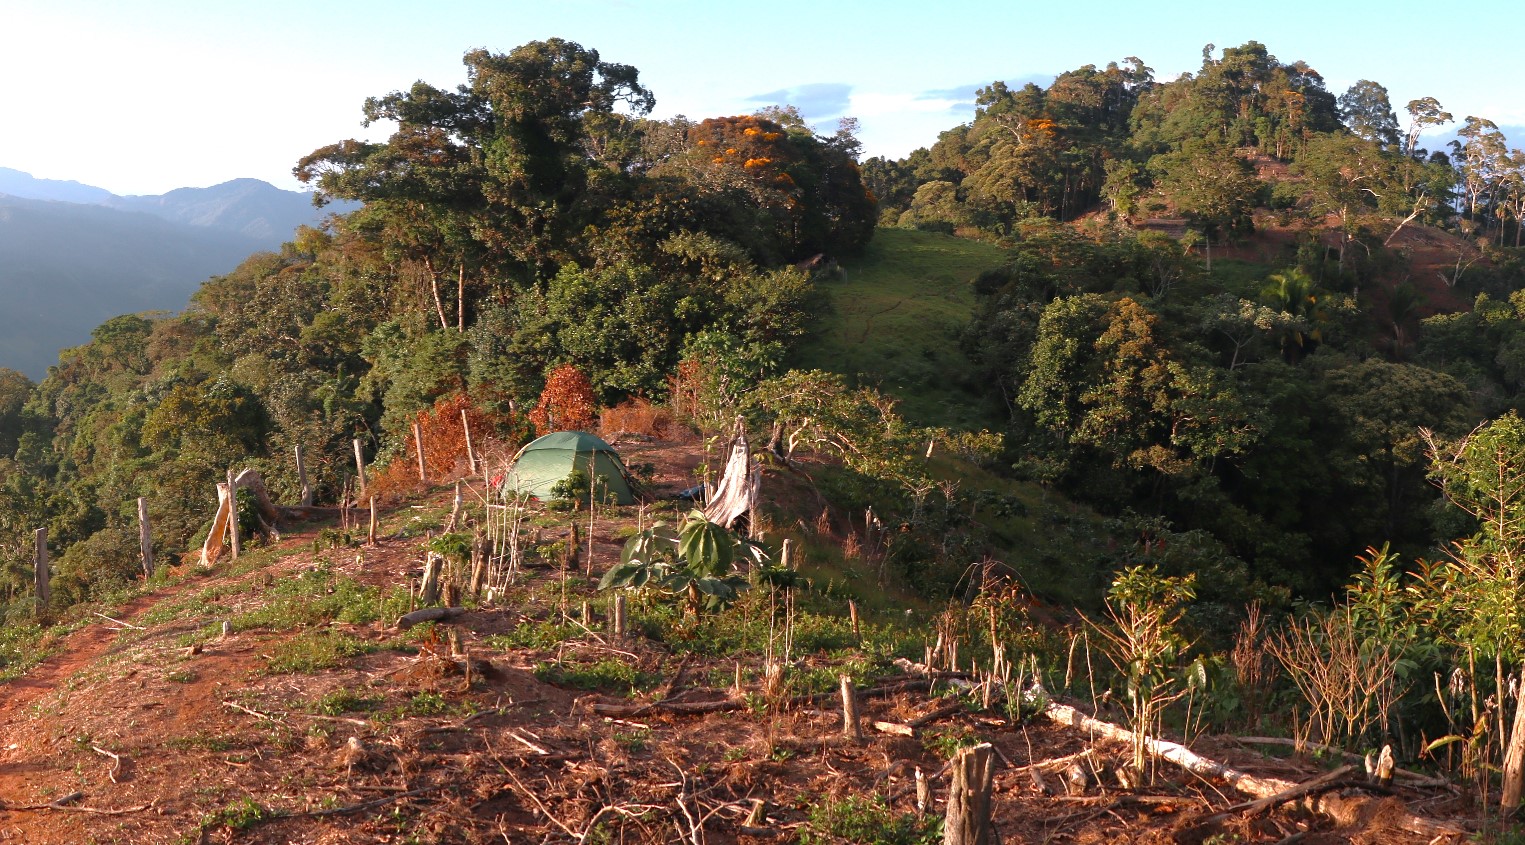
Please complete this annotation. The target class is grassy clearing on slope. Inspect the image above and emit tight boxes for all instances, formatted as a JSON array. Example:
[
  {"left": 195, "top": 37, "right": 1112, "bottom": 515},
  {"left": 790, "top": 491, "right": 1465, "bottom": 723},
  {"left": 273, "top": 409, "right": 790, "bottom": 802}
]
[{"left": 795, "top": 228, "right": 1007, "bottom": 431}]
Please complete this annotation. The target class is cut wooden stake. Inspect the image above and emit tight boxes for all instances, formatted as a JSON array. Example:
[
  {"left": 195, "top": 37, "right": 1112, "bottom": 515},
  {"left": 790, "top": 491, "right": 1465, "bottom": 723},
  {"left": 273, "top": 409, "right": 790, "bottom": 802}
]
[
  {"left": 914, "top": 767, "right": 930, "bottom": 814},
  {"left": 368, "top": 497, "right": 377, "bottom": 545},
  {"left": 849, "top": 599, "right": 861, "bottom": 639},
  {"left": 226, "top": 470, "right": 241, "bottom": 560},
  {"left": 447, "top": 482, "right": 462, "bottom": 531},
  {"left": 137, "top": 497, "right": 153, "bottom": 578},
  {"left": 33, "top": 527, "right": 49, "bottom": 608},
  {"left": 413, "top": 421, "right": 427, "bottom": 481},
  {"left": 612, "top": 594, "right": 627, "bottom": 639},
  {"left": 461, "top": 408, "right": 476, "bottom": 473}
]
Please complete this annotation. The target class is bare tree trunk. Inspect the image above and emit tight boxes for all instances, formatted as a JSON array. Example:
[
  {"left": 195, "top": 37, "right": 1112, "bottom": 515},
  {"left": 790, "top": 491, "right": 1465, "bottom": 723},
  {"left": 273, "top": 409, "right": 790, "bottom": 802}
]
[
  {"left": 1500, "top": 668, "right": 1525, "bottom": 811},
  {"left": 1043, "top": 700, "right": 1462, "bottom": 837},
  {"left": 295, "top": 445, "right": 313, "bottom": 507},
  {"left": 457, "top": 263, "right": 465, "bottom": 333},
  {"left": 33, "top": 528, "right": 49, "bottom": 608},
  {"left": 353, "top": 439, "right": 368, "bottom": 498},
  {"left": 424, "top": 257, "right": 448, "bottom": 332},
  {"left": 413, "top": 422, "right": 427, "bottom": 481}
]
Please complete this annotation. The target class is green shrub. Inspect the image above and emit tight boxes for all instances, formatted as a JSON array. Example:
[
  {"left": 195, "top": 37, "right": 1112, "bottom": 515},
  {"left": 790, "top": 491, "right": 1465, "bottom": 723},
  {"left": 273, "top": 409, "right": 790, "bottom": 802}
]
[{"left": 799, "top": 796, "right": 940, "bottom": 845}]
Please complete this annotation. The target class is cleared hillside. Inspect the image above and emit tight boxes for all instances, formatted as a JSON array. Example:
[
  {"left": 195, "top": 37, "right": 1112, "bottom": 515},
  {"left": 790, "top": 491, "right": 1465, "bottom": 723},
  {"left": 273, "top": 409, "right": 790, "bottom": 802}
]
[{"left": 0, "top": 442, "right": 1467, "bottom": 844}]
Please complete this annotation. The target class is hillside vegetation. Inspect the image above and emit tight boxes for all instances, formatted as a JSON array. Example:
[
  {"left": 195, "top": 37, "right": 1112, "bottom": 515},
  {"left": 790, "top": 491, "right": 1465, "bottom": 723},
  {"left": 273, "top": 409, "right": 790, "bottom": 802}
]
[
  {"left": 7, "top": 35, "right": 1525, "bottom": 839},
  {"left": 797, "top": 228, "right": 1008, "bottom": 430}
]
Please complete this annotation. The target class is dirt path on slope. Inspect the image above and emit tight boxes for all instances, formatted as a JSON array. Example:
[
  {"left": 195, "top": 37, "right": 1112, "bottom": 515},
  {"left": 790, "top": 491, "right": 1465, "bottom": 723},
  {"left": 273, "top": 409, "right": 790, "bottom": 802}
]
[{"left": 0, "top": 592, "right": 163, "bottom": 722}]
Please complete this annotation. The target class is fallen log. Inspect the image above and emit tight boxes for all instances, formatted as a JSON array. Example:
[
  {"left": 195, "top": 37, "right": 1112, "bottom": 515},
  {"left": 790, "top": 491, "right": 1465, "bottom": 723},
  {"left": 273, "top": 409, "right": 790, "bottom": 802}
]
[
  {"left": 1231, "top": 736, "right": 1454, "bottom": 789},
  {"left": 585, "top": 677, "right": 938, "bottom": 718},
  {"left": 871, "top": 698, "right": 966, "bottom": 737},
  {"left": 1192, "top": 765, "right": 1358, "bottom": 829},
  {"left": 395, "top": 606, "right": 467, "bottom": 630},
  {"left": 1043, "top": 700, "right": 1466, "bottom": 839}
]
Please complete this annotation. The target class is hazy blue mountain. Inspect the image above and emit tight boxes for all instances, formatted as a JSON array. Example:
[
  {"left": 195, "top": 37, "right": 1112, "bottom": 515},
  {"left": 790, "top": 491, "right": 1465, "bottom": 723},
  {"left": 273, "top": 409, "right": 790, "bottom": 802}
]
[
  {"left": 0, "top": 167, "right": 116, "bottom": 205},
  {"left": 0, "top": 196, "right": 262, "bottom": 379},
  {"left": 0, "top": 170, "right": 359, "bottom": 379},
  {"left": 0, "top": 169, "right": 351, "bottom": 245},
  {"left": 106, "top": 178, "right": 353, "bottom": 242}
]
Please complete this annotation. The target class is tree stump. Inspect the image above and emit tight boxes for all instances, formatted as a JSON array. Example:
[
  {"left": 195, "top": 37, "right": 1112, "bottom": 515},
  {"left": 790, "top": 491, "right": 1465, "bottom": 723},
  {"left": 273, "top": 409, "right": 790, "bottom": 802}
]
[
  {"left": 944, "top": 743, "right": 994, "bottom": 845},
  {"left": 612, "top": 594, "right": 628, "bottom": 639},
  {"left": 840, "top": 675, "right": 863, "bottom": 742},
  {"left": 419, "top": 553, "right": 443, "bottom": 606}
]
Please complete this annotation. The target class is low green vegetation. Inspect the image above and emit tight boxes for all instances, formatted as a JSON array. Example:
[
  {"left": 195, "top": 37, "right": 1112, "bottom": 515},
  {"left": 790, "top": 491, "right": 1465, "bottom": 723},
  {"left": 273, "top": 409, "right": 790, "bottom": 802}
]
[
  {"left": 533, "top": 659, "right": 662, "bottom": 696},
  {"left": 231, "top": 564, "right": 409, "bottom": 632},
  {"left": 262, "top": 630, "right": 381, "bottom": 674},
  {"left": 799, "top": 795, "right": 941, "bottom": 845}
]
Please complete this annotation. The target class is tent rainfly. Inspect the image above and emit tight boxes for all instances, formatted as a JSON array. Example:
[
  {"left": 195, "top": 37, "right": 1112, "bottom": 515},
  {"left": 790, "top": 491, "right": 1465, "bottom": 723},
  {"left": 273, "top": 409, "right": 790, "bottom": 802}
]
[{"left": 506, "top": 431, "right": 636, "bottom": 505}]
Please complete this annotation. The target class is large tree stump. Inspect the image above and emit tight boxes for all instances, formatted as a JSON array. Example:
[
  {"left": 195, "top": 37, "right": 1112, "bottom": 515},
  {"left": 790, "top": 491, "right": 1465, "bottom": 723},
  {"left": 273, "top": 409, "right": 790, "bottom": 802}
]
[{"left": 944, "top": 743, "right": 995, "bottom": 845}]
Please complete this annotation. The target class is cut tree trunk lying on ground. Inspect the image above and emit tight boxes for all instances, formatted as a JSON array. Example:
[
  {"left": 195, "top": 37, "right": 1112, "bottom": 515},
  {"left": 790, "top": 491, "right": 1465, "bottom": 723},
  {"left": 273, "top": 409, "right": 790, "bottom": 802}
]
[
  {"left": 1043, "top": 701, "right": 1466, "bottom": 840},
  {"left": 583, "top": 677, "right": 941, "bottom": 718},
  {"left": 1232, "top": 736, "right": 1455, "bottom": 789},
  {"left": 395, "top": 607, "right": 468, "bottom": 630},
  {"left": 871, "top": 697, "right": 967, "bottom": 737}
]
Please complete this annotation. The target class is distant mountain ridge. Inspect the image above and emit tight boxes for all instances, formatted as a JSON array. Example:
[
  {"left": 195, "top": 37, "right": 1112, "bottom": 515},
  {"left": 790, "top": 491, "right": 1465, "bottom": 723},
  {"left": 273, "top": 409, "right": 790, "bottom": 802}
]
[
  {"left": 0, "top": 168, "right": 352, "bottom": 241},
  {"left": 0, "top": 168, "right": 357, "bottom": 379}
]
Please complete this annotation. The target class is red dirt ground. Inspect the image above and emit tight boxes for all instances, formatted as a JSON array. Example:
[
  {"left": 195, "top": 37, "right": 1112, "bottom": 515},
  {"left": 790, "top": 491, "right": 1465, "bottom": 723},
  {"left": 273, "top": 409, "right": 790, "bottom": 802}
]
[{"left": 0, "top": 448, "right": 1485, "bottom": 844}]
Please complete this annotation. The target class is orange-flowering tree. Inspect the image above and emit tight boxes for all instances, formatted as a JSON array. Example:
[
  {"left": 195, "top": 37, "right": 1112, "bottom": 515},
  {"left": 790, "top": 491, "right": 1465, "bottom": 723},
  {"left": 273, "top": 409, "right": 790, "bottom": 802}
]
[
  {"left": 655, "top": 114, "right": 875, "bottom": 262},
  {"left": 529, "top": 364, "right": 597, "bottom": 435}
]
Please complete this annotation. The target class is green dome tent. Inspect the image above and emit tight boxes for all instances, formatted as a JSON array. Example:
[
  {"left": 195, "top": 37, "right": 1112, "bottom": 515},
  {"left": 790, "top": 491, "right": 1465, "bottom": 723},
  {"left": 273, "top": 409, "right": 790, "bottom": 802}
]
[{"left": 505, "top": 431, "right": 636, "bottom": 505}]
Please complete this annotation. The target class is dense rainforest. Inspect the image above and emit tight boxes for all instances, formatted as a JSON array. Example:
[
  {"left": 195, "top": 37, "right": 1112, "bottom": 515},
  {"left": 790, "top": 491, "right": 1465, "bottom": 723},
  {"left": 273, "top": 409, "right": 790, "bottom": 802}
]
[{"left": 6, "top": 39, "right": 1525, "bottom": 796}]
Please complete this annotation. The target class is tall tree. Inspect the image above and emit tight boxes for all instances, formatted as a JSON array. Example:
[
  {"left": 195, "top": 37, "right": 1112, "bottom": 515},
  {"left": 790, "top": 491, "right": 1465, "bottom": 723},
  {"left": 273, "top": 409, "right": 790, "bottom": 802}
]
[
  {"left": 1452, "top": 116, "right": 1509, "bottom": 237},
  {"left": 296, "top": 40, "right": 656, "bottom": 293},
  {"left": 1403, "top": 97, "right": 1453, "bottom": 159},
  {"left": 1338, "top": 80, "right": 1400, "bottom": 148}
]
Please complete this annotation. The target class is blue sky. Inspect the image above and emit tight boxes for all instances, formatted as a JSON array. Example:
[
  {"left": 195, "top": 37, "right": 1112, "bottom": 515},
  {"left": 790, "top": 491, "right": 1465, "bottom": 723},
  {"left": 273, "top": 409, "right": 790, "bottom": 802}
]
[{"left": 3, "top": 0, "right": 1522, "bottom": 195}]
